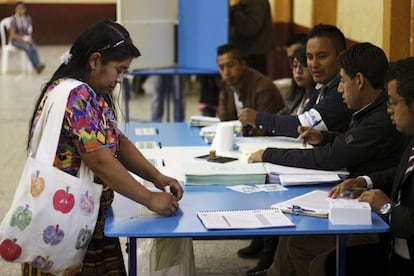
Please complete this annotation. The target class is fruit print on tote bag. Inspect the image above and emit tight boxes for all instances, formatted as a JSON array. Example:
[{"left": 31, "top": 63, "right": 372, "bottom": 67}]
[{"left": 0, "top": 79, "right": 102, "bottom": 274}]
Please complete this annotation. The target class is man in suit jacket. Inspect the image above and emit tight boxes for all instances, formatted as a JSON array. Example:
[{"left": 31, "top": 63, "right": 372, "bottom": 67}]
[
  {"left": 248, "top": 43, "right": 406, "bottom": 178},
  {"left": 326, "top": 57, "right": 414, "bottom": 276},
  {"left": 261, "top": 45, "right": 409, "bottom": 276}
]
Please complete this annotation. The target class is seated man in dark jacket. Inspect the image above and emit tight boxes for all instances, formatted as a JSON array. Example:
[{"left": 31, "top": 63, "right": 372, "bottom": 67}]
[
  {"left": 238, "top": 24, "right": 352, "bottom": 138},
  {"left": 324, "top": 57, "right": 414, "bottom": 276},
  {"left": 248, "top": 42, "right": 406, "bottom": 177},
  {"left": 253, "top": 43, "right": 408, "bottom": 276}
]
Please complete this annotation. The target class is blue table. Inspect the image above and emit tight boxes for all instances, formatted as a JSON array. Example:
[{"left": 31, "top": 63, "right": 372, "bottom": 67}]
[
  {"left": 123, "top": 67, "right": 219, "bottom": 122},
  {"left": 106, "top": 122, "right": 390, "bottom": 276},
  {"left": 105, "top": 185, "right": 389, "bottom": 276},
  {"left": 119, "top": 122, "right": 205, "bottom": 147}
]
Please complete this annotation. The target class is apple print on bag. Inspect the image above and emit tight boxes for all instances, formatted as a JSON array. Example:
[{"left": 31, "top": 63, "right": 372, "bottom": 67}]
[
  {"left": 43, "top": 225, "right": 64, "bottom": 246},
  {"left": 10, "top": 204, "right": 32, "bottom": 231},
  {"left": 31, "top": 255, "right": 54, "bottom": 271},
  {"left": 79, "top": 191, "right": 95, "bottom": 215},
  {"left": 53, "top": 186, "right": 75, "bottom": 214},
  {"left": 30, "top": 170, "right": 45, "bottom": 197},
  {"left": 0, "top": 238, "right": 22, "bottom": 261},
  {"left": 75, "top": 226, "right": 93, "bottom": 250}
]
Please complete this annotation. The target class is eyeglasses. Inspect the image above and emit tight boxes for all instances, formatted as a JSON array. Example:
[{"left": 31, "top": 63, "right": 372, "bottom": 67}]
[
  {"left": 386, "top": 98, "right": 405, "bottom": 107},
  {"left": 290, "top": 62, "right": 305, "bottom": 71}
]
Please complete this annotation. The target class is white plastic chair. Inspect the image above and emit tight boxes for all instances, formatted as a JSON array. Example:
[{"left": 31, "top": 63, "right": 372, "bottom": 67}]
[
  {"left": 273, "top": 77, "right": 292, "bottom": 104},
  {"left": 0, "top": 16, "right": 32, "bottom": 74}
]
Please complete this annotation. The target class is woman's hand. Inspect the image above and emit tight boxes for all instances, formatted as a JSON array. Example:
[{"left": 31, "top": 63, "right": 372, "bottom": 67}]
[
  {"left": 153, "top": 173, "right": 184, "bottom": 200},
  {"left": 147, "top": 191, "right": 180, "bottom": 216}
]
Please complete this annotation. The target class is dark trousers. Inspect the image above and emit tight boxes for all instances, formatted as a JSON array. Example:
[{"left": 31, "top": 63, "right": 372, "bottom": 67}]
[
  {"left": 324, "top": 244, "right": 389, "bottom": 276},
  {"left": 245, "top": 54, "right": 267, "bottom": 76},
  {"left": 390, "top": 252, "right": 414, "bottom": 276}
]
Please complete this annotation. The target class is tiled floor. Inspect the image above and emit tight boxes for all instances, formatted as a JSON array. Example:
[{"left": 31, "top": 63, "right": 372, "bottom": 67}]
[{"left": 0, "top": 46, "right": 256, "bottom": 275}]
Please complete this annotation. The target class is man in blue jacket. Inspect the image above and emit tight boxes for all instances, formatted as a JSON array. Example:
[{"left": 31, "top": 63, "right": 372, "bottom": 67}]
[
  {"left": 238, "top": 24, "right": 353, "bottom": 274},
  {"left": 238, "top": 24, "right": 352, "bottom": 138}
]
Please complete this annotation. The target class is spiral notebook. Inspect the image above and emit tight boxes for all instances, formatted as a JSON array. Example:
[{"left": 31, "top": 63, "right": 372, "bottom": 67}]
[{"left": 197, "top": 208, "right": 295, "bottom": 230}]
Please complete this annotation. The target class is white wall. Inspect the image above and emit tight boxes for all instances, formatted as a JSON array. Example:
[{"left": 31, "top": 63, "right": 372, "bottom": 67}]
[
  {"left": 117, "top": 0, "right": 177, "bottom": 69},
  {"left": 337, "top": 0, "right": 383, "bottom": 46}
]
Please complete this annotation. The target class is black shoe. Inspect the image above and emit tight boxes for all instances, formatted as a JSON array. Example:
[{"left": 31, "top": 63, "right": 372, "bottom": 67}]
[
  {"left": 36, "top": 63, "right": 45, "bottom": 74},
  {"left": 247, "top": 236, "right": 277, "bottom": 272},
  {"left": 246, "top": 251, "right": 274, "bottom": 274},
  {"left": 246, "top": 269, "right": 267, "bottom": 276},
  {"left": 237, "top": 239, "right": 264, "bottom": 259}
]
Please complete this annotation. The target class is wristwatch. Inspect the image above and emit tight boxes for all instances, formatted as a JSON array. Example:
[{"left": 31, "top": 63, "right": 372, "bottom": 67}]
[{"left": 379, "top": 202, "right": 394, "bottom": 215}]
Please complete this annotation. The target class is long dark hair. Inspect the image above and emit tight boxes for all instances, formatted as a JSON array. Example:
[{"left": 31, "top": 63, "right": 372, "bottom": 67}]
[
  {"left": 27, "top": 19, "right": 141, "bottom": 149},
  {"left": 287, "top": 45, "right": 313, "bottom": 102}
]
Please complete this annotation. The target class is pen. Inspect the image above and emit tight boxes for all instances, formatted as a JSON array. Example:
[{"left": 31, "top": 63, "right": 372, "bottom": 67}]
[
  {"left": 298, "top": 119, "right": 322, "bottom": 140},
  {"left": 309, "top": 119, "right": 322, "bottom": 130},
  {"left": 287, "top": 205, "right": 316, "bottom": 215}
]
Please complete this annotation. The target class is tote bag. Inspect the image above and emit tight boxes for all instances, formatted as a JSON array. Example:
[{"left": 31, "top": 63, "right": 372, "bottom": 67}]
[
  {"left": 137, "top": 238, "right": 196, "bottom": 276},
  {"left": 0, "top": 79, "right": 103, "bottom": 274}
]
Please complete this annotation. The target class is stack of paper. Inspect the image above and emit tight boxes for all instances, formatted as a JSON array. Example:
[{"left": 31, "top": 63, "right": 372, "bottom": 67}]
[
  {"left": 264, "top": 163, "right": 349, "bottom": 186},
  {"left": 235, "top": 136, "right": 311, "bottom": 156},
  {"left": 197, "top": 208, "right": 295, "bottom": 229},
  {"left": 183, "top": 161, "right": 267, "bottom": 185},
  {"left": 271, "top": 190, "right": 331, "bottom": 217},
  {"left": 271, "top": 190, "right": 372, "bottom": 224},
  {"left": 329, "top": 199, "right": 372, "bottom": 225},
  {"left": 232, "top": 137, "right": 348, "bottom": 186},
  {"left": 278, "top": 174, "right": 342, "bottom": 186},
  {"left": 188, "top": 115, "right": 220, "bottom": 127}
]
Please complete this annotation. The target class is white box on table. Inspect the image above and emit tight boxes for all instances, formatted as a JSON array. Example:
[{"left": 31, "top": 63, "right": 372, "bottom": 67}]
[{"left": 329, "top": 199, "right": 372, "bottom": 225}]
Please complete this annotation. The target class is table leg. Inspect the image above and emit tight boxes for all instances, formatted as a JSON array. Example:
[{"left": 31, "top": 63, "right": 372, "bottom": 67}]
[
  {"left": 128, "top": 237, "right": 137, "bottom": 276},
  {"left": 162, "top": 75, "right": 172, "bottom": 122},
  {"left": 336, "top": 234, "right": 346, "bottom": 276},
  {"left": 123, "top": 77, "right": 130, "bottom": 122},
  {"left": 150, "top": 76, "right": 164, "bottom": 122},
  {"left": 173, "top": 75, "right": 184, "bottom": 122}
]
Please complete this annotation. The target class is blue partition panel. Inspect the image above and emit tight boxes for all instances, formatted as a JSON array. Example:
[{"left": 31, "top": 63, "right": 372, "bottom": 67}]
[{"left": 178, "top": 0, "right": 228, "bottom": 70}]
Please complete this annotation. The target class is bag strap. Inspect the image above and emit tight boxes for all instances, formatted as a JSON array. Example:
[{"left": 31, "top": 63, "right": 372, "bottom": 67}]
[
  {"left": 30, "top": 79, "right": 83, "bottom": 165},
  {"left": 30, "top": 78, "right": 96, "bottom": 183}
]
